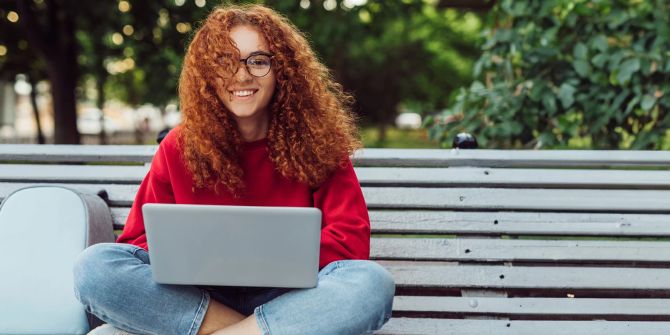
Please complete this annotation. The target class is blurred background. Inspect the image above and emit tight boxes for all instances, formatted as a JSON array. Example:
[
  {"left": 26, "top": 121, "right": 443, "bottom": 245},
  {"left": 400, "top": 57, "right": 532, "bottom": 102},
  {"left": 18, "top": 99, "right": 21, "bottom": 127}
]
[{"left": 0, "top": 0, "right": 668, "bottom": 149}]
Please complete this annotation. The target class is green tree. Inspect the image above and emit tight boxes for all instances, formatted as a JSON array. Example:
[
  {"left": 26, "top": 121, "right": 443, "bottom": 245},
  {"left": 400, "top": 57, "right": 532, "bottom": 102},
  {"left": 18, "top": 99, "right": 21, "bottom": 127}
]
[
  {"left": 77, "top": 1, "right": 123, "bottom": 144},
  {"left": 0, "top": 3, "right": 49, "bottom": 143},
  {"left": 429, "top": 0, "right": 670, "bottom": 149},
  {"left": 11, "top": 0, "right": 81, "bottom": 144},
  {"left": 106, "top": 1, "right": 210, "bottom": 109},
  {"left": 1, "top": 0, "right": 202, "bottom": 143},
  {"left": 273, "top": 0, "right": 482, "bottom": 144},
  {"left": 2, "top": 0, "right": 484, "bottom": 145}
]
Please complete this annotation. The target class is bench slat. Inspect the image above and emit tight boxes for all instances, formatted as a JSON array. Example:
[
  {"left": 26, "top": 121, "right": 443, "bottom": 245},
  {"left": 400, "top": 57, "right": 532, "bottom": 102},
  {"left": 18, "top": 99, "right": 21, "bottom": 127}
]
[
  {"left": 0, "top": 183, "right": 138, "bottom": 206},
  {"left": 0, "top": 164, "right": 149, "bottom": 183},
  {"left": 4, "top": 165, "right": 670, "bottom": 189},
  {"left": 371, "top": 238, "right": 670, "bottom": 263},
  {"left": 4, "top": 184, "right": 670, "bottom": 212},
  {"left": 0, "top": 144, "right": 156, "bottom": 163},
  {"left": 370, "top": 210, "right": 670, "bottom": 236},
  {"left": 3, "top": 145, "right": 670, "bottom": 168},
  {"left": 356, "top": 148, "right": 670, "bottom": 168},
  {"left": 109, "top": 208, "right": 670, "bottom": 237},
  {"left": 363, "top": 187, "right": 670, "bottom": 212},
  {"left": 5, "top": 182, "right": 670, "bottom": 213},
  {"left": 378, "top": 318, "right": 670, "bottom": 335},
  {"left": 393, "top": 296, "right": 670, "bottom": 317},
  {"left": 380, "top": 262, "right": 670, "bottom": 290},
  {"left": 358, "top": 167, "right": 670, "bottom": 189},
  {"left": 111, "top": 207, "right": 129, "bottom": 227}
]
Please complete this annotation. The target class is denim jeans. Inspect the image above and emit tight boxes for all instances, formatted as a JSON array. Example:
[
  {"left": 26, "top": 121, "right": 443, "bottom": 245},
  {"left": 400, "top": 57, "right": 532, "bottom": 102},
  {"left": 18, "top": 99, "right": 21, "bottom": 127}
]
[{"left": 73, "top": 243, "right": 395, "bottom": 335}]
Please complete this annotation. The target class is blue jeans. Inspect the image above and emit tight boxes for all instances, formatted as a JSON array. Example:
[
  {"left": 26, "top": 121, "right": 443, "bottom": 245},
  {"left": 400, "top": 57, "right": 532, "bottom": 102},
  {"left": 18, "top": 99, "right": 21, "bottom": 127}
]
[{"left": 73, "top": 243, "right": 395, "bottom": 335}]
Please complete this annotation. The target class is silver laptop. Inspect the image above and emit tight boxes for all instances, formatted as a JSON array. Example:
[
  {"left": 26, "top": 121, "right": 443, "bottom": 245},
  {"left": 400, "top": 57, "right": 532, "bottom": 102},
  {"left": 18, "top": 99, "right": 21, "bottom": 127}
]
[{"left": 142, "top": 203, "right": 322, "bottom": 288}]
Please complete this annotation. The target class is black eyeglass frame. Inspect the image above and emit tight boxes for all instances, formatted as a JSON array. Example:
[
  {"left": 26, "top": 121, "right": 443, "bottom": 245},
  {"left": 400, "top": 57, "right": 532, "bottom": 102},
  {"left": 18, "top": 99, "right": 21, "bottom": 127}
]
[{"left": 238, "top": 51, "right": 274, "bottom": 78}]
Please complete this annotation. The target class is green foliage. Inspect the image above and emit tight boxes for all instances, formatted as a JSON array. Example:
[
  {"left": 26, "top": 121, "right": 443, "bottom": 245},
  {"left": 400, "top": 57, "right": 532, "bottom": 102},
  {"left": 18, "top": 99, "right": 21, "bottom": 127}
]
[
  {"left": 428, "top": 0, "right": 670, "bottom": 149},
  {"left": 272, "top": 0, "right": 482, "bottom": 130},
  {"left": 0, "top": 3, "right": 47, "bottom": 83},
  {"left": 1, "top": 0, "right": 483, "bottom": 144}
]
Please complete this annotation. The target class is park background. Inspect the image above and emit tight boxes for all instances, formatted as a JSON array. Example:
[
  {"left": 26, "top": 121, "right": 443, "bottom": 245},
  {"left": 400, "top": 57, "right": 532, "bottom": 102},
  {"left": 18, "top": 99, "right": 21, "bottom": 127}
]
[{"left": 0, "top": 0, "right": 668, "bottom": 149}]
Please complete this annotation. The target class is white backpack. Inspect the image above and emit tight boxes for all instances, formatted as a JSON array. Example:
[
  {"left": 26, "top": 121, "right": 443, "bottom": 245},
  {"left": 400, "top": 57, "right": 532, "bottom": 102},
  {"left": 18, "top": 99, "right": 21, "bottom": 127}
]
[{"left": 0, "top": 186, "right": 115, "bottom": 334}]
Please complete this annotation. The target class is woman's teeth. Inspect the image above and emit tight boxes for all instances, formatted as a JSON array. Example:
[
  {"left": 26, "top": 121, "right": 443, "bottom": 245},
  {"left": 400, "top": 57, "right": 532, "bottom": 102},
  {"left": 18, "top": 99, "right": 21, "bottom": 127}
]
[{"left": 233, "top": 90, "right": 255, "bottom": 97}]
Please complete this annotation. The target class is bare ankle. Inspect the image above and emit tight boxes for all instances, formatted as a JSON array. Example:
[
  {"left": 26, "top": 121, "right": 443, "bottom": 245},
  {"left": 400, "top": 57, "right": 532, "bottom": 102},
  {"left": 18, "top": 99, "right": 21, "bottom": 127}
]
[
  {"left": 210, "top": 315, "right": 262, "bottom": 335},
  {"left": 197, "top": 299, "right": 246, "bottom": 335}
]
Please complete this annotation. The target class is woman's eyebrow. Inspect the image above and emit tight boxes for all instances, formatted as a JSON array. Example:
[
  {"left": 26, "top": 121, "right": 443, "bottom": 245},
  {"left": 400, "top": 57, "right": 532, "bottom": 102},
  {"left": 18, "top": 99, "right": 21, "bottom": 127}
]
[{"left": 243, "top": 50, "right": 273, "bottom": 58}]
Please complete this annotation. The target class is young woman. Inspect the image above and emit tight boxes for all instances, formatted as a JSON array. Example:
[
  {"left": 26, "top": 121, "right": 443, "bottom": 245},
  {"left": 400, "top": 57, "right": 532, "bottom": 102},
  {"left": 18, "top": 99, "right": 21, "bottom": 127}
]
[{"left": 73, "top": 4, "right": 395, "bottom": 335}]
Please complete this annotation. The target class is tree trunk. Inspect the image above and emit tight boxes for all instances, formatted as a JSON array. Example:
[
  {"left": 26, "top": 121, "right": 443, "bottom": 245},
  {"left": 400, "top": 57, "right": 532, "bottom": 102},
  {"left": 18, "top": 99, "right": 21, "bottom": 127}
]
[
  {"left": 17, "top": 0, "right": 80, "bottom": 144},
  {"left": 51, "top": 1, "right": 79, "bottom": 144},
  {"left": 27, "top": 76, "right": 46, "bottom": 144},
  {"left": 47, "top": 62, "right": 79, "bottom": 144},
  {"left": 378, "top": 123, "right": 388, "bottom": 146},
  {"left": 97, "top": 75, "right": 107, "bottom": 145}
]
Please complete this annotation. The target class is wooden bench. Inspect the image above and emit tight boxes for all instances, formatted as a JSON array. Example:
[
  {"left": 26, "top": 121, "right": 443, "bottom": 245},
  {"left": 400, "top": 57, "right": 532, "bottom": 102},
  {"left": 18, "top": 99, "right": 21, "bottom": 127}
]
[{"left": 2, "top": 144, "right": 670, "bottom": 334}]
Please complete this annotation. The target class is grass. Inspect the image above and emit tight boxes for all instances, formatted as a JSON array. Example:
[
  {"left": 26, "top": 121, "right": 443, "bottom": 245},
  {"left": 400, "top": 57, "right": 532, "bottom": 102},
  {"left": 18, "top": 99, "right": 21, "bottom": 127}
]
[{"left": 361, "top": 126, "right": 441, "bottom": 149}]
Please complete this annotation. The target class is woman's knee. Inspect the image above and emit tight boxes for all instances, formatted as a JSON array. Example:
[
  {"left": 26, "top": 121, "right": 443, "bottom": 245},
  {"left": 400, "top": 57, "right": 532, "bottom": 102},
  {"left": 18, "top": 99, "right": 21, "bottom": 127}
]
[
  {"left": 72, "top": 243, "right": 142, "bottom": 304},
  {"left": 359, "top": 261, "right": 395, "bottom": 310},
  {"left": 351, "top": 261, "right": 394, "bottom": 295},
  {"left": 336, "top": 260, "right": 396, "bottom": 328}
]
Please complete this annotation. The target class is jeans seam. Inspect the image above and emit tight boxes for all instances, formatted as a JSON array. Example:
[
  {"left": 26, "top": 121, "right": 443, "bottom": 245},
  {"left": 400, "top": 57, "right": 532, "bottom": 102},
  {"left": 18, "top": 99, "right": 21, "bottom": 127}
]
[
  {"left": 255, "top": 305, "right": 271, "bottom": 335},
  {"left": 130, "top": 246, "right": 149, "bottom": 262},
  {"left": 131, "top": 248, "right": 143, "bottom": 257},
  {"left": 188, "top": 290, "right": 211, "bottom": 335},
  {"left": 320, "top": 260, "right": 345, "bottom": 277},
  {"left": 117, "top": 243, "right": 142, "bottom": 255}
]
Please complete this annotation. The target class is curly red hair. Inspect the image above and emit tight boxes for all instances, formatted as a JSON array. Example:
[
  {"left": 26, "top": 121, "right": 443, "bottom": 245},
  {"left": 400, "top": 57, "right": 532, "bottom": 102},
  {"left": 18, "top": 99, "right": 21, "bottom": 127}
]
[{"left": 178, "top": 4, "right": 361, "bottom": 196}]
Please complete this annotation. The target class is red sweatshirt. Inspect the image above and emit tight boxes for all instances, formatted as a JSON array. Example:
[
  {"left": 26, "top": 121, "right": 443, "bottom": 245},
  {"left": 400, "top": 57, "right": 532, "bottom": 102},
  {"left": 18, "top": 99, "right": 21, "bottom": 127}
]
[{"left": 117, "top": 128, "right": 370, "bottom": 268}]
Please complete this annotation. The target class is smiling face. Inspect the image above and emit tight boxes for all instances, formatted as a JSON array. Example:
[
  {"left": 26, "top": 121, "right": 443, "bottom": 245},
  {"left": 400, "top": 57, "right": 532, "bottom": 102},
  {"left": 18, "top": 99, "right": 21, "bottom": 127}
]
[{"left": 215, "top": 25, "right": 276, "bottom": 133}]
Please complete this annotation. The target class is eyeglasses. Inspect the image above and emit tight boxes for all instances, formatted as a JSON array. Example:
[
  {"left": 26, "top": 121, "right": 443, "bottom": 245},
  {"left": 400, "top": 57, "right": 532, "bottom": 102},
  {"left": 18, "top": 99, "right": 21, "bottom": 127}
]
[{"left": 237, "top": 52, "right": 273, "bottom": 77}]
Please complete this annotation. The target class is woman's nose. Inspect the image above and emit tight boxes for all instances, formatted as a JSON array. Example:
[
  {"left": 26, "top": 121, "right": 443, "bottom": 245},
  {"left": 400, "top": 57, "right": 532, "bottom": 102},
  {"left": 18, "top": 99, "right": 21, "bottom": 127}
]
[{"left": 234, "top": 63, "right": 253, "bottom": 81}]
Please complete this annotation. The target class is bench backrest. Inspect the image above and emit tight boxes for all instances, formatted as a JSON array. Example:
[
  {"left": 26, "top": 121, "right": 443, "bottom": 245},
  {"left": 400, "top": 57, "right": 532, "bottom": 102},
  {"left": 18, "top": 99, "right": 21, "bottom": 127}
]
[{"left": 2, "top": 145, "right": 670, "bottom": 334}]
